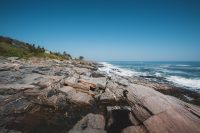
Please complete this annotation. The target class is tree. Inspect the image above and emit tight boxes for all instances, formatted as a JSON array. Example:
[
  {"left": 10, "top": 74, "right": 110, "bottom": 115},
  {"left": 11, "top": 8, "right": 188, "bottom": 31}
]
[
  {"left": 63, "top": 51, "right": 72, "bottom": 59},
  {"left": 79, "top": 56, "right": 84, "bottom": 60},
  {"left": 63, "top": 51, "right": 67, "bottom": 56},
  {"left": 41, "top": 47, "right": 45, "bottom": 53}
]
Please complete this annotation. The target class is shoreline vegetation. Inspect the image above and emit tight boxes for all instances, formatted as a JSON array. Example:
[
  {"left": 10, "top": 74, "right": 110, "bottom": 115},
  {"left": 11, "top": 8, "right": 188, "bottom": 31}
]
[
  {"left": 0, "top": 36, "right": 200, "bottom": 132},
  {"left": 0, "top": 36, "right": 74, "bottom": 60}
]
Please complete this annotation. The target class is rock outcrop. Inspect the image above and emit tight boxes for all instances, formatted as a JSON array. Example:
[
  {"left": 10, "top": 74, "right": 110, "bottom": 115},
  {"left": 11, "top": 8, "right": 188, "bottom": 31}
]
[{"left": 0, "top": 57, "right": 200, "bottom": 133}]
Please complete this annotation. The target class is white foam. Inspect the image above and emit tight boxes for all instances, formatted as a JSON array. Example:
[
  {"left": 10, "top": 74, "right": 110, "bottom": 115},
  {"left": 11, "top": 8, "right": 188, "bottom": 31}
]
[
  {"left": 167, "top": 76, "right": 200, "bottom": 91},
  {"left": 155, "top": 72, "right": 162, "bottom": 77},
  {"left": 175, "top": 64, "right": 190, "bottom": 67},
  {"left": 98, "top": 62, "right": 142, "bottom": 77}
]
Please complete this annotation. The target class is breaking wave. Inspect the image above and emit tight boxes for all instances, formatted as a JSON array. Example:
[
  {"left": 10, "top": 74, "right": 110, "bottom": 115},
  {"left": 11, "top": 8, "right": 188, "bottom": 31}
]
[
  {"left": 167, "top": 76, "right": 200, "bottom": 91},
  {"left": 98, "top": 62, "right": 142, "bottom": 77}
]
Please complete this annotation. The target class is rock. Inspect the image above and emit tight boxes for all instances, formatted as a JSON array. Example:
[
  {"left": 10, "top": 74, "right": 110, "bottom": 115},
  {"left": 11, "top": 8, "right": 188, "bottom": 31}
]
[
  {"left": 21, "top": 73, "right": 43, "bottom": 85},
  {"left": 64, "top": 77, "right": 106, "bottom": 96},
  {"left": 44, "top": 93, "right": 67, "bottom": 109},
  {"left": 70, "top": 128, "right": 106, "bottom": 133},
  {"left": 143, "top": 107, "right": 200, "bottom": 133},
  {"left": 0, "top": 96, "right": 32, "bottom": 116},
  {"left": 0, "top": 57, "right": 200, "bottom": 133},
  {"left": 0, "top": 62, "right": 21, "bottom": 71},
  {"left": 69, "top": 91, "right": 94, "bottom": 106},
  {"left": 121, "top": 125, "right": 147, "bottom": 133},
  {"left": 69, "top": 113, "right": 106, "bottom": 133},
  {"left": 91, "top": 71, "right": 105, "bottom": 78},
  {"left": 59, "top": 86, "right": 75, "bottom": 94},
  {"left": 77, "top": 79, "right": 96, "bottom": 90},
  {"left": 126, "top": 84, "right": 173, "bottom": 115},
  {"left": 100, "top": 88, "right": 117, "bottom": 103},
  {"left": 115, "top": 78, "right": 129, "bottom": 87},
  {"left": 140, "top": 95, "right": 173, "bottom": 115},
  {"left": 36, "top": 76, "right": 63, "bottom": 89},
  {"left": 64, "top": 77, "right": 78, "bottom": 86},
  {"left": 74, "top": 67, "right": 91, "bottom": 76},
  {"left": 80, "top": 77, "right": 107, "bottom": 89},
  {"left": 59, "top": 86, "right": 94, "bottom": 106},
  {"left": 106, "top": 106, "right": 133, "bottom": 133},
  {"left": 131, "top": 104, "right": 152, "bottom": 123},
  {"left": 0, "top": 128, "right": 21, "bottom": 133},
  {"left": 7, "top": 57, "right": 19, "bottom": 61},
  {"left": 0, "top": 84, "right": 36, "bottom": 95}
]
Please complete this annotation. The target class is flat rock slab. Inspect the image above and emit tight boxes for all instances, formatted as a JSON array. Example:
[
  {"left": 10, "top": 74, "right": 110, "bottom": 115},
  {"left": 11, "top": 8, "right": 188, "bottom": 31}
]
[
  {"left": 0, "top": 84, "right": 36, "bottom": 90},
  {"left": 144, "top": 107, "right": 200, "bottom": 133}
]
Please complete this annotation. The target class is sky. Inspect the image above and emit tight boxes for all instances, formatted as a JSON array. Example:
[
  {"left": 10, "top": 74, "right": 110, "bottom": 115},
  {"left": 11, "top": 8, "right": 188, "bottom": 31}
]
[{"left": 0, "top": 0, "right": 200, "bottom": 61}]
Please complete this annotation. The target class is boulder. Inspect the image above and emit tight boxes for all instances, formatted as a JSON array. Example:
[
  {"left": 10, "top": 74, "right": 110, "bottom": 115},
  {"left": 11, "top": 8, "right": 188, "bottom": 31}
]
[
  {"left": 91, "top": 71, "right": 106, "bottom": 78},
  {"left": 100, "top": 88, "right": 117, "bottom": 103},
  {"left": 64, "top": 77, "right": 78, "bottom": 86},
  {"left": 79, "top": 76, "right": 107, "bottom": 89},
  {"left": 59, "top": 86, "right": 94, "bottom": 106},
  {"left": 69, "top": 113, "right": 106, "bottom": 133},
  {"left": 36, "top": 76, "right": 63, "bottom": 89},
  {"left": 59, "top": 86, "right": 75, "bottom": 94},
  {"left": 69, "top": 91, "right": 94, "bottom": 106}
]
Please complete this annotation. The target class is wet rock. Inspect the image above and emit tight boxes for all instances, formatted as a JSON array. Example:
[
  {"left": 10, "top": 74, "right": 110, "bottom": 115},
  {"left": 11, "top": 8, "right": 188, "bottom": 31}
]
[{"left": 69, "top": 113, "right": 106, "bottom": 133}]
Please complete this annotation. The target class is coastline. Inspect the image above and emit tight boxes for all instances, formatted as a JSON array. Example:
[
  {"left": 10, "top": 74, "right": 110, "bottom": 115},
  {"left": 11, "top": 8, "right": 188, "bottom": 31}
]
[
  {"left": 98, "top": 62, "right": 200, "bottom": 106},
  {"left": 0, "top": 57, "right": 200, "bottom": 132}
]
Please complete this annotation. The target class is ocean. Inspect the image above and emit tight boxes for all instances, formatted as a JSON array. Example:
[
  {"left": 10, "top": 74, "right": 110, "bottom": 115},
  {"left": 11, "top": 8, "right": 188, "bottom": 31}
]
[{"left": 98, "top": 61, "right": 200, "bottom": 92}]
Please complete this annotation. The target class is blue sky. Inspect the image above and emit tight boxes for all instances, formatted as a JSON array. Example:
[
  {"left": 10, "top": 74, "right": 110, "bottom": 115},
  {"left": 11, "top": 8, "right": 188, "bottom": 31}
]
[{"left": 0, "top": 0, "right": 200, "bottom": 61}]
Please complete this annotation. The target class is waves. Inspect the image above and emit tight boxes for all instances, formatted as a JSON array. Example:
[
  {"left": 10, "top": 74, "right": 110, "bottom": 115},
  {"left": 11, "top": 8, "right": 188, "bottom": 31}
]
[
  {"left": 98, "top": 61, "right": 200, "bottom": 92},
  {"left": 98, "top": 62, "right": 142, "bottom": 77},
  {"left": 175, "top": 64, "right": 191, "bottom": 67},
  {"left": 167, "top": 76, "right": 200, "bottom": 91}
]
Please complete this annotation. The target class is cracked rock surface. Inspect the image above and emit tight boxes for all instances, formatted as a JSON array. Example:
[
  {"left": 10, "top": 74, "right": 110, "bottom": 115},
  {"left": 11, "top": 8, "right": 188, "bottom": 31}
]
[{"left": 0, "top": 57, "right": 200, "bottom": 133}]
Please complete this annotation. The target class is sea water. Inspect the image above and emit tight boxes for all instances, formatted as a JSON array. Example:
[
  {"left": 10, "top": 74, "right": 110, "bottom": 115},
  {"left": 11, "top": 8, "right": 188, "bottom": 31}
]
[{"left": 99, "top": 61, "right": 200, "bottom": 92}]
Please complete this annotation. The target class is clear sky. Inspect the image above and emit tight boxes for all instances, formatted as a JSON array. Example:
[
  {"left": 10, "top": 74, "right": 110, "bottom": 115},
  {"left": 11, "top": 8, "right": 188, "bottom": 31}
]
[{"left": 0, "top": 0, "right": 200, "bottom": 61}]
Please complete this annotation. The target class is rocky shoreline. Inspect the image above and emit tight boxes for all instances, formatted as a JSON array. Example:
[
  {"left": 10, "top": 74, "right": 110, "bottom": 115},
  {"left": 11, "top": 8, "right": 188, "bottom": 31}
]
[
  {"left": 0, "top": 57, "right": 200, "bottom": 133},
  {"left": 128, "top": 76, "right": 200, "bottom": 106}
]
